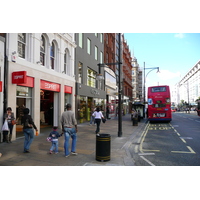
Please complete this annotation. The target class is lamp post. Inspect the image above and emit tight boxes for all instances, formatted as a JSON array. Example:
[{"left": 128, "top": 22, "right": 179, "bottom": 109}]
[
  {"left": 143, "top": 62, "right": 160, "bottom": 118},
  {"left": 97, "top": 33, "right": 122, "bottom": 137}
]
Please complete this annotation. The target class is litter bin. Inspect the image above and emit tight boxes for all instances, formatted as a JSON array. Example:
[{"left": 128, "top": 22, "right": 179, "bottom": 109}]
[
  {"left": 132, "top": 117, "right": 138, "bottom": 126},
  {"left": 96, "top": 134, "right": 111, "bottom": 162}
]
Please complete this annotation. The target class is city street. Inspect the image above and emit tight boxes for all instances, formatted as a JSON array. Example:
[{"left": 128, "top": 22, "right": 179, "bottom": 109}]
[
  {"left": 131, "top": 112, "right": 200, "bottom": 166},
  {"left": 0, "top": 114, "right": 145, "bottom": 166}
]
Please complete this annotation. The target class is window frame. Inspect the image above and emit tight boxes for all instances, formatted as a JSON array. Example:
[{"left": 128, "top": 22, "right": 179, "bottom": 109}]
[{"left": 18, "top": 33, "right": 26, "bottom": 59}]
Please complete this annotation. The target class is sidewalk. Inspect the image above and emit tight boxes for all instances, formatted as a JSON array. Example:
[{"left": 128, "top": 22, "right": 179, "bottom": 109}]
[{"left": 0, "top": 114, "right": 146, "bottom": 166}]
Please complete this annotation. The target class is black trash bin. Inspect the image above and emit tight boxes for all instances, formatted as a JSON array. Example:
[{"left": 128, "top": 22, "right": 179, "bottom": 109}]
[{"left": 96, "top": 134, "right": 111, "bottom": 162}]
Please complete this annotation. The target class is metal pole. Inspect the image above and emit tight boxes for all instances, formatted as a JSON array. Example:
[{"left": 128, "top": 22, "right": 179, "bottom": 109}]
[
  {"left": 118, "top": 33, "right": 122, "bottom": 137},
  {"left": 188, "top": 81, "right": 190, "bottom": 114},
  {"left": 143, "top": 62, "right": 146, "bottom": 118}
]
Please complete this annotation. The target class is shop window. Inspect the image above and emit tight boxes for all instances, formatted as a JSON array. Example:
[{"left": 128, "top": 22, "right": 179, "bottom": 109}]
[
  {"left": 87, "top": 68, "right": 96, "bottom": 88},
  {"left": 40, "top": 35, "right": 46, "bottom": 66},
  {"left": 18, "top": 33, "right": 26, "bottom": 58},
  {"left": 16, "top": 86, "right": 32, "bottom": 126}
]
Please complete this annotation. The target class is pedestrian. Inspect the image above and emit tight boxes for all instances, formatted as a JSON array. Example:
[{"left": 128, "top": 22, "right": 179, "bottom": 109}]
[
  {"left": 89, "top": 107, "right": 95, "bottom": 125},
  {"left": 61, "top": 103, "right": 78, "bottom": 157},
  {"left": 106, "top": 106, "right": 110, "bottom": 119},
  {"left": 3, "top": 107, "right": 16, "bottom": 143},
  {"left": 21, "top": 108, "right": 38, "bottom": 153},
  {"left": 48, "top": 126, "right": 62, "bottom": 154},
  {"left": 92, "top": 107, "right": 105, "bottom": 135}
]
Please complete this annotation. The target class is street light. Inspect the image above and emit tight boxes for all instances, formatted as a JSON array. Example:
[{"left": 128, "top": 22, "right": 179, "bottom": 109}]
[
  {"left": 96, "top": 34, "right": 123, "bottom": 137},
  {"left": 143, "top": 62, "right": 160, "bottom": 118}
]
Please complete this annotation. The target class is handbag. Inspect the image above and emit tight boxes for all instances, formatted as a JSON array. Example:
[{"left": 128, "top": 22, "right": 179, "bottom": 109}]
[
  {"left": 11, "top": 120, "right": 17, "bottom": 125},
  {"left": 46, "top": 137, "right": 52, "bottom": 142},
  {"left": 2, "top": 120, "right": 9, "bottom": 131},
  {"left": 102, "top": 118, "right": 106, "bottom": 123}
]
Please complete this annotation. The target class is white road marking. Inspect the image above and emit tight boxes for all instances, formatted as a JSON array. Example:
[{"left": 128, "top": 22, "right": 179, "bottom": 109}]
[{"left": 140, "top": 156, "right": 155, "bottom": 166}]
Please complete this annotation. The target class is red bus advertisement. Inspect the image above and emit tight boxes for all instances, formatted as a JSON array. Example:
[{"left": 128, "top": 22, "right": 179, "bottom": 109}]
[{"left": 147, "top": 85, "right": 172, "bottom": 122}]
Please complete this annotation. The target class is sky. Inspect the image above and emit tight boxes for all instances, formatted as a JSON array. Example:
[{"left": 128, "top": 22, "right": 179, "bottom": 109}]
[{"left": 124, "top": 33, "right": 200, "bottom": 90}]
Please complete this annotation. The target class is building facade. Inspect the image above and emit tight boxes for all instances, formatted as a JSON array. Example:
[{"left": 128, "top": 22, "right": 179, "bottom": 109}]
[
  {"left": 1, "top": 33, "right": 76, "bottom": 141},
  {"left": 122, "top": 35, "right": 133, "bottom": 113},
  {"left": 176, "top": 60, "right": 200, "bottom": 108},
  {"left": 74, "top": 33, "right": 106, "bottom": 123},
  {"left": 104, "top": 33, "right": 118, "bottom": 118}
]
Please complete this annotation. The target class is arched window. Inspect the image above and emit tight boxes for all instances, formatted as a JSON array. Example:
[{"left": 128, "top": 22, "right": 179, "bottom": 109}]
[
  {"left": 64, "top": 48, "right": 70, "bottom": 75},
  {"left": 50, "top": 42, "right": 55, "bottom": 69},
  {"left": 40, "top": 35, "right": 45, "bottom": 66}
]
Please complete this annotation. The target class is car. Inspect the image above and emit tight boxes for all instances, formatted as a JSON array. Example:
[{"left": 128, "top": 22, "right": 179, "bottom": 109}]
[{"left": 171, "top": 109, "right": 176, "bottom": 112}]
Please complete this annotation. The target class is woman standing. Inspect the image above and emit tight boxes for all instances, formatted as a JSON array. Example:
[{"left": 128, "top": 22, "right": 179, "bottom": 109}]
[
  {"left": 92, "top": 107, "right": 105, "bottom": 135},
  {"left": 21, "top": 108, "right": 38, "bottom": 153},
  {"left": 3, "top": 107, "right": 15, "bottom": 143}
]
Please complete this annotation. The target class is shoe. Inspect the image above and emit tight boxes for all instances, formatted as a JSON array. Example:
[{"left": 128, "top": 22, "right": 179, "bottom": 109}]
[
  {"left": 49, "top": 151, "right": 53, "bottom": 154},
  {"left": 71, "top": 152, "right": 78, "bottom": 155},
  {"left": 65, "top": 154, "right": 70, "bottom": 157},
  {"left": 96, "top": 134, "right": 100, "bottom": 136},
  {"left": 23, "top": 150, "right": 30, "bottom": 153}
]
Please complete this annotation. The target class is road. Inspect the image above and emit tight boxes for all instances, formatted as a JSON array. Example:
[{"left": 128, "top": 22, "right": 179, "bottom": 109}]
[{"left": 130, "top": 112, "right": 200, "bottom": 166}]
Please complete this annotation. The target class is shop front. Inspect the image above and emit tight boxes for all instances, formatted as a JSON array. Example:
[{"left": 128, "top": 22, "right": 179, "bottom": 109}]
[
  {"left": 12, "top": 72, "right": 34, "bottom": 137},
  {"left": 40, "top": 80, "right": 60, "bottom": 127},
  {"left": 76, "top": 83, "right": 106, "bottom": 124}
]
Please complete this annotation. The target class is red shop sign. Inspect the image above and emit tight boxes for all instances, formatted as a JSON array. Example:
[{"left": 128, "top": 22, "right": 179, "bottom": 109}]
[
  {"left": 18, "top": 76, "right": 34, "bottom": 88},
  {"left": 64, "top": 85, "right": 72, "bottom": 94},
  {"left": 40, "top": 80, "right": 60, "bottom": 92},
  {"left": 12, "top": 71, "right": 27, "bottom": 84}
]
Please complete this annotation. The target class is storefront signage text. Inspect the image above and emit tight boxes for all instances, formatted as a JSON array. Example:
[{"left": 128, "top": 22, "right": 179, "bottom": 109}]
[
  {"left": 91, "top": 89, "right": 100, "bottom": 96},
  {"left": 12, "top": 71, "right": 27, "bottom": 84},
  {"left": 40, "top": 80, "right": 60, "bottom": 92}
]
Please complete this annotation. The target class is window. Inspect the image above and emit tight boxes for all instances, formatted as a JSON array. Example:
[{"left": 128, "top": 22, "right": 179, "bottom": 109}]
[
  {"left": 87, "top": 38, "right": 91, "bottom": 54},
  {"left": 152, "top": 87, "right": 166, "bottom": 92},
  {"left": 79, "top": 33, "right": 83, "bottom": 48},
  {"left": 95, "top": 46, "right": 98, "bottom": 60},
  {"left": 50, "top": 42, "right": 55, "bottom": 69},
  {"left": 100, "top": 51, "right": 103, "bottom": 63},
  {"left": 18, "top": 33, "right": 26, "bottom": 58},
  {"left": 100, "top": 33, "right": 103, "bottom": 43},
  {"left": 64, "top": 48, "right": 71, "bottom": 75},
  {"left": 78, "top": 62, "right": 83, "bottom": 83},
  {"left": 40, "top": 35, "right": 45, "bottom": 66},
  {"left": 87, "top": 68, "right": 96, "bottom": 88},
  {"left": 95, "top": 33, "right": 98, "bottom": 37}
]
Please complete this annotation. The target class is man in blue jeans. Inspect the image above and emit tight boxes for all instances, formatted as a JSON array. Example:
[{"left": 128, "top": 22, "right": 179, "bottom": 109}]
[{"left": 61, "top": 104, "right": 78, "bottom": 157}]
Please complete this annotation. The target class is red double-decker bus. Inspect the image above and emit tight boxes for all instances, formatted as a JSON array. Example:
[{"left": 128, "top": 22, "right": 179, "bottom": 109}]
[{"left": 147, "top": 85, "right": 172, "bottom": 122}]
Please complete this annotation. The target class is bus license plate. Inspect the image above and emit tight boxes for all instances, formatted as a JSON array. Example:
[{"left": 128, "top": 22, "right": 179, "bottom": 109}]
[{"left": 157, "top": 113, "right": 165, "bottom": 117}]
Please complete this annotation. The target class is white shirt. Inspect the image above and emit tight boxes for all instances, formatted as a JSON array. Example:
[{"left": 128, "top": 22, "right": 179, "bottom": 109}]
[{"left": 92, "top": 111, "right": 103, "bottom": 119}]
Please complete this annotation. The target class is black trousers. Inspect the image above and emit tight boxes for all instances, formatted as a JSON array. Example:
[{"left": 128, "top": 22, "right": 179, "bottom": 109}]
[{"left": 95, "top": 119, "right": 101, "bottom": 134}]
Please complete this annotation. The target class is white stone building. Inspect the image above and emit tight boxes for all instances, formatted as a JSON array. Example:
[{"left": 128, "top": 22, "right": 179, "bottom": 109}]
[
  {"left": 177, "top": 60, "right": 200, "bottom": 107},
  {"left": 1, "top": 33, "right": 76, "bottom": 140}
]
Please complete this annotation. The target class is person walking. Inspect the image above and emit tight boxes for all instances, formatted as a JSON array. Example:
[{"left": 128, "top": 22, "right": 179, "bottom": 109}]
[
  {"left": 21, "top": 108, "right": 38, "bottom": 153},
  {"left": 89, "top": 107, "right": 95, "bottom": 125},
  {"left": 48, "top": 126, "right": 62, "bottom": 154},
  {"left": 61, "top": 104, "right": 78, "bottom": 157},
  {"left": 92, "top": 107, "right": 105, "bottom": 135},
  {"left": 3, "top": 107, "right": 16, "bottom": 143}
]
